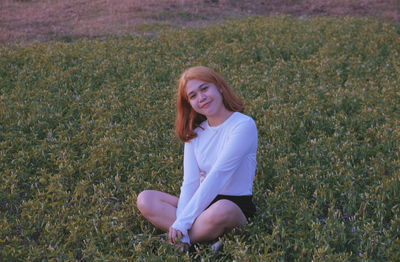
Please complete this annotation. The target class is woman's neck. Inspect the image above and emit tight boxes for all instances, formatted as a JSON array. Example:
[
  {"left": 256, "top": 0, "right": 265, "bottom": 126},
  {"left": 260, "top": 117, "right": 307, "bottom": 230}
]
[{"left": 207, "top": 109, "right": 234, "bottom": 127}]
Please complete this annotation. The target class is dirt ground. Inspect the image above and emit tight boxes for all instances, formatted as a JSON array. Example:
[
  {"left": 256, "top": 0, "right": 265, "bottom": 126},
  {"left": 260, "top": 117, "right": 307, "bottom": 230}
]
[{"left": 1, "top": 0, "right": 399, "bottom": 46}]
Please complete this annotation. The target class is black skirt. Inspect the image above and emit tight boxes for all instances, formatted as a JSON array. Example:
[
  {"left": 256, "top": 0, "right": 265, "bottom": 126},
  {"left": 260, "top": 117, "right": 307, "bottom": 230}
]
[{"left": 206, "top": 194, "right": 256, "bottom": 219}]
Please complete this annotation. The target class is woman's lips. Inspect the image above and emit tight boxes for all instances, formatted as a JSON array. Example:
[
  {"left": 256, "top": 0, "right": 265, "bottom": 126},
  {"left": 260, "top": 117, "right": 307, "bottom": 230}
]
[{"left": 201, "top": 102, "right": 210, "bottom": 109}]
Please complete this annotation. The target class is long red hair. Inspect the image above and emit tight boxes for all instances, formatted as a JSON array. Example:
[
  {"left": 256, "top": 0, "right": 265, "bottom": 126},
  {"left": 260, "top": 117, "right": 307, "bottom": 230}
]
[{"left": 175, "top": 66, "right": 244, "bottom": 142}]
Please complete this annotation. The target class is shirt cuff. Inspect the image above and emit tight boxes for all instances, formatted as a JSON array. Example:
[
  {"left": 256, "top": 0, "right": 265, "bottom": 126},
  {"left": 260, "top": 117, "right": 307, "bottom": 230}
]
[
  {"left": 171, "top": 223, "right": 191, "bottom": 245},
  {"left": 180, "top": 234, "right": 191, "bottom": 245}
]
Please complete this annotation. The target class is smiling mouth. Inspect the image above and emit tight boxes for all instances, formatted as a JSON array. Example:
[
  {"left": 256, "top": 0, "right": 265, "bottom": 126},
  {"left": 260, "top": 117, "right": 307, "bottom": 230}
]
[{"left": 201, "top": 102, "right": 210, "bottom": 109}]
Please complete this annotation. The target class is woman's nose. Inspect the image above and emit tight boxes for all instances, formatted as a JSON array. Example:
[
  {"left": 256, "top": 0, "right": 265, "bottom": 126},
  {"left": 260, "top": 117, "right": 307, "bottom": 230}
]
[{"left": 198, "top": 92, "right": 206, "bottom": 102}]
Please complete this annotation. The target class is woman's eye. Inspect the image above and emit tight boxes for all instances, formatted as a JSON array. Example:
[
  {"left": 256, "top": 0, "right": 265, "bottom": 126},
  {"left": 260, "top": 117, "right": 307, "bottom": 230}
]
[
  {"left": 201, "top": 86, "right": 208, "bottom": 91},
  {"left": 189, "top": 94, "right": 196, "bottom": 100}
]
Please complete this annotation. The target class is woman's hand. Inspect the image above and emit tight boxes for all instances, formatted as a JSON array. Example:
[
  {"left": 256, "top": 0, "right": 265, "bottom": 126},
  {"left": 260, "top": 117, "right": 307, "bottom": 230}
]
[
  {"left": 169, "top": 227, "right": 189, "bottom": 252},
  {"left": 168, "top": 227, "right": 183, "bottom": 244}
]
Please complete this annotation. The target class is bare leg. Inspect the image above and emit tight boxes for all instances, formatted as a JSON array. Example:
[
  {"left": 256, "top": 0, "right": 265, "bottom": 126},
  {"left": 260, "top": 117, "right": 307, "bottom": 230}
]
[
  {"left": 189, "top": 199, "right": 247, "bottom": 243},
  {"left": 137, "top": 192, "right": 247, "bottom": 244},
  {"left": 136, "top": 190, "right": 178, "bottom": 232}
]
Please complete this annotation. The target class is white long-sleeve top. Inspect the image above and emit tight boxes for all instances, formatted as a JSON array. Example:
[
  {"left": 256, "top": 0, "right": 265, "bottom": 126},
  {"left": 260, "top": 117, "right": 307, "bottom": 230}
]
[{"left": 171, "top": 112, "right": 258, "bottom": 244}]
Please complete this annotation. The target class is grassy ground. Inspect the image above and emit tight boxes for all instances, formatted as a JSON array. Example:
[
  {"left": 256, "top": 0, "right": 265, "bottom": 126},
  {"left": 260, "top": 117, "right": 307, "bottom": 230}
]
[
  {"left": 1, "top": 15, "right": 399, "bottom": 260},
  {"left": 1, "top": 0, "right": 399, "bottom": 45}
]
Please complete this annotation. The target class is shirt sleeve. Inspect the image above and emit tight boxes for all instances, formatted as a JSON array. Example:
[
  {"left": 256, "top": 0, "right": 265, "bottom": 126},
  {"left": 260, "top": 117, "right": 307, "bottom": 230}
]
[
  {"left": 171, "top": 118, "right": 257, "bottom": 244},
  {"left": 176, "top": 142, "right": 200, "bottom": 218},
  {"left": 175, "top": 141, "right": 200, "bottom": 244}
]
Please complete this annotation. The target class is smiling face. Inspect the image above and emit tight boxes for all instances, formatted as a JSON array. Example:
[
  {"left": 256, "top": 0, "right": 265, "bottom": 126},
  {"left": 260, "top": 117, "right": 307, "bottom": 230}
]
[
  {"left": 186, "top": 79, "right": 226, "bottom": 119},
  {"left": 176, "top": 66, "right": 245, "bottom": 140}
]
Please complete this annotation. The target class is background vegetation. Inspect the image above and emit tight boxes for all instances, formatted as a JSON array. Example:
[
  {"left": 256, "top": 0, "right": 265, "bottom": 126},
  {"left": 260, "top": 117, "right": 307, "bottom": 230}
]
[{"left": 1, "top": 16, "right": 399, "bottom": 260}]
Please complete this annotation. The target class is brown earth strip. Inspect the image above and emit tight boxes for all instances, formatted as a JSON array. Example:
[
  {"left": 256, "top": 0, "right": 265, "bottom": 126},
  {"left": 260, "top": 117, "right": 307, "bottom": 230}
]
[{"left": 0, "top": 0, "right": 399, "bottom": 46}]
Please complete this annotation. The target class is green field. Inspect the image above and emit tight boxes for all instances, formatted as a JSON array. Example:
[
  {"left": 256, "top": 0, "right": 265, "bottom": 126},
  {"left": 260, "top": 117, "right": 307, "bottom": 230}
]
[{"left": 1, "top": 16, "right": 399, "bottom": 260}]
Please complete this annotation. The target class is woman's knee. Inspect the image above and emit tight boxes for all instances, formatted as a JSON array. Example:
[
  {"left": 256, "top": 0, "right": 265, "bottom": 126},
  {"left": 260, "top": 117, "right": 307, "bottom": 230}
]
[
  {"left": 205, "top": 200, "right": 244, "bottom": 226},
  {"left": 137, "top": 190, "right": 155, "bottom": 215}
]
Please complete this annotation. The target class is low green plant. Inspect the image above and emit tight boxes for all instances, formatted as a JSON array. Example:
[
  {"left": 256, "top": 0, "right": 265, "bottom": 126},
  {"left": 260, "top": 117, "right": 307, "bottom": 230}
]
[{"left": 1, "top": 16, "right": 399, "bottom": 260}]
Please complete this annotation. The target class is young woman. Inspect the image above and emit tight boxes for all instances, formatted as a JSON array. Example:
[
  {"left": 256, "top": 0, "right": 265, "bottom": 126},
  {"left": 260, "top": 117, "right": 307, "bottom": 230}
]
[{"left": 137, "top": 66, "right": 257, "bottom": 249}]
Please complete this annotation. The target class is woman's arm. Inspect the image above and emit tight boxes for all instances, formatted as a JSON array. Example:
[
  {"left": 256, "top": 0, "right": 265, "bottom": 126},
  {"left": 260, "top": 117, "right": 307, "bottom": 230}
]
[
  {"left": 176, "top": 142, "right": 200, "bottom": 220},
  {"left": 171, "top": 118, "right": 257, "bottom": 244},
  {"left": 171, "top": 141, "right": 200, "bottom": 244}
]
